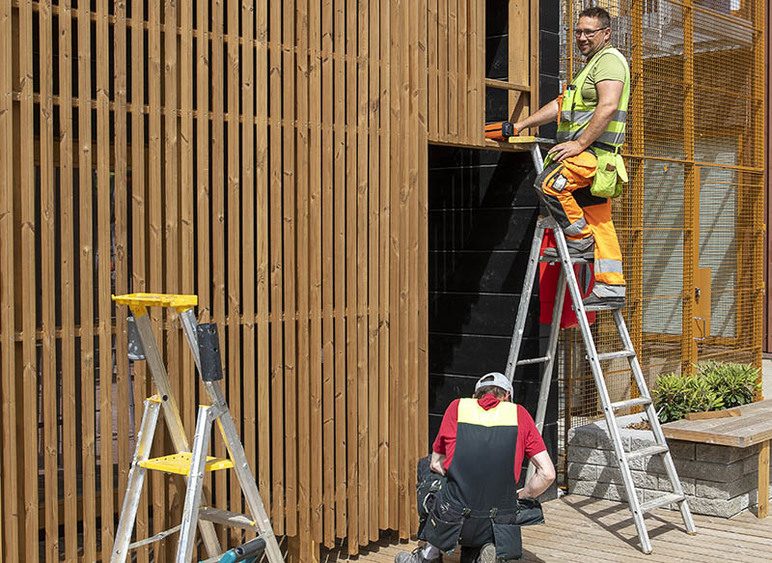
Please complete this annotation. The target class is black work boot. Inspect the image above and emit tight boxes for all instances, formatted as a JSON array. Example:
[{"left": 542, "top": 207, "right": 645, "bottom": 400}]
[{"left": 394, "top": 546, "right": 442, "bottom": 563}]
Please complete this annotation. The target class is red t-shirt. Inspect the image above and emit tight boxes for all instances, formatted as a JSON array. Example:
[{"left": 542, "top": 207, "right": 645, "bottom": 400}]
[{"left": 432, "top": 394, "right": 546, "bottom": 482}]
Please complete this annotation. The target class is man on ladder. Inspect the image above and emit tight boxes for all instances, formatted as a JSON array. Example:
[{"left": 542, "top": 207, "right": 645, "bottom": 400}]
[
  {"left": 513, "top": 6, "right": 629, "bottom": 310},
  {"left": 496, "top": 6, "right": 696, "bottom": 555}
]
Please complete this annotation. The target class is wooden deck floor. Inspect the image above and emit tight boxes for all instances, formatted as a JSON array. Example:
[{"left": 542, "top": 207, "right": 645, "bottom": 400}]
[{"left": 320, "top": 495, "right": 772, "bottom": 562}]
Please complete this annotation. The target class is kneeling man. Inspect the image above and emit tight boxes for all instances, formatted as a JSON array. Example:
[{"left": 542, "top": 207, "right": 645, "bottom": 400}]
[{"left": 396, "top": 372, "right": 555, "bottom": 563}]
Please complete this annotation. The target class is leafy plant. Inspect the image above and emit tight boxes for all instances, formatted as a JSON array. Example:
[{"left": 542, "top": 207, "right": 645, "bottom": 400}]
[
  {"left": 652, "top": 362, "right": 761, "bottom": 423},
  {"left": 652, "top": 373, "right": 724, "bottom": 423},
  {"left": 697, "top": 361, "right": 761, "bottom": 409}
]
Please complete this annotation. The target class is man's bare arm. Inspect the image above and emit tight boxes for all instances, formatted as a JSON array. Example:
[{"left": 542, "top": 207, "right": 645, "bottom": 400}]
[
  {"left": 548, "top": 79, "right": 624, "bottom": 162},
  {"left": 512, "top": 98, "right": 561, "bottom": 134},
  {"left": 518, "top": 450, "right": 556, "bottom": 499}
]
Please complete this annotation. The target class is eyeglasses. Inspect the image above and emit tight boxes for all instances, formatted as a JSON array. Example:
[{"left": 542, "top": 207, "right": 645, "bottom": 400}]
[{"left": 574, "top": 27, "right": 609, "bottom": 38}]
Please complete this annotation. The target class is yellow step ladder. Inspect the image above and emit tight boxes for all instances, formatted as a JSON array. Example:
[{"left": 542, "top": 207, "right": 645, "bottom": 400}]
[{"left": 110, "top": 293, "right": 283, "bottom": 563}]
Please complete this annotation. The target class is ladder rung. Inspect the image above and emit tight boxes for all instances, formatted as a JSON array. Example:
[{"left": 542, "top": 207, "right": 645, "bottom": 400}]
[
  {"left": 139, "top": 452, "right": 233, "bottom": 475},
  {"left": 610, "top": 397, "right": 651, "bottom": 411},
  {"left": 596, "top": 349, "right": 636, "bottom": 362},
  {"left": 639, "top": 493, "right": 685, "bottom": 514},
  {"left": 516, "top": 355, "right": 550, "bottom": 366},
  {"left": 539, "top": 256, "right": 592, "bottom": 264},
  {"left": 626, "top": 445, "right": 669, "bottom": 462},
  {"left": 199, "top": 507, "right": 257, "bottom": 530},
  {"left": 128, "top": 524, "right": 182, "bottom": 549}
]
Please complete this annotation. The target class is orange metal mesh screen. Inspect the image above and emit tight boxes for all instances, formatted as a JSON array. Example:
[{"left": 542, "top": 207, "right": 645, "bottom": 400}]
[{"left": 557, "top": 0, "right": 766, "bottom": 466}]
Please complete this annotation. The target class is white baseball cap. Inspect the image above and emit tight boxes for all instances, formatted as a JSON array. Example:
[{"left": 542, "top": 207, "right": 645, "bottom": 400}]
[{"left": 474, "top": 372, "right": 513, "bottom": 395}]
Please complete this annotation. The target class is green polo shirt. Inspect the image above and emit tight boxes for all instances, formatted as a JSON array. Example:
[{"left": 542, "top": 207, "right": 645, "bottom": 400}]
[{"left": 579, "top": 48, "right": 628, "bottom": 106}]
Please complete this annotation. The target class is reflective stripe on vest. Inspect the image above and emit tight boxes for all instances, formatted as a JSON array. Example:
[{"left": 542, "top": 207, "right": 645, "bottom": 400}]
[{"left": 556, "top": 46, "right": 630, "bottom": 149}]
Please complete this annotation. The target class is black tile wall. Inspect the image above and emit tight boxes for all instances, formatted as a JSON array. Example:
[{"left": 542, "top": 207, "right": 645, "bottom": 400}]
[{"left": 427, "top": 0, "right": 561, "bottom": 498}]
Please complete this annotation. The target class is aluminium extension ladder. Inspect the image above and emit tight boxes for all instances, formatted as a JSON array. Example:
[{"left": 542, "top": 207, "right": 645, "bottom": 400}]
[
  {"left": 505, "top": 137, "right": 697, "bottom": 554},
  {"left": 110, "top": 293, "right": 283, "bottom": 563}
]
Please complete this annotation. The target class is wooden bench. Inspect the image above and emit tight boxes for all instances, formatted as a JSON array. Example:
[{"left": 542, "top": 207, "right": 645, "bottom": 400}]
[{"left": 662, "top": 399, "right": 772, "bottom": 518}]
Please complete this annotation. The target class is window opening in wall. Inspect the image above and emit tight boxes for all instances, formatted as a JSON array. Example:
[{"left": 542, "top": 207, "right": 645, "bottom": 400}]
[{"left": 485, "top": 0, "right": 538, "bottom": 125}]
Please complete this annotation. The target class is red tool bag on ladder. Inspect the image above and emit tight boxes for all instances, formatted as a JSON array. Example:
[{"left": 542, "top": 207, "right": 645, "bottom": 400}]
[{"left": 539, "top": 229, "right": 596, "bottom": 328}]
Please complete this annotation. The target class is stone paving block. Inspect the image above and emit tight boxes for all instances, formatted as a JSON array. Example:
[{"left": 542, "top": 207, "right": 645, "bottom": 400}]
[
  {"left": 630, "top": 470, "right": 659, "bottom": 490},
  {"left": 742, "top": 452, "right": 764, "bottom": 475},
  {"left": 696, "top": 443, "right": 749, "bottom": 464},
  {"left": 725, "top": 472, "right": 760, "bottom": 498},
  {"left": 567, "top": 445, "right": 617, "bottom": 466},
  {"left": 567, "top": 426, "right": 598, "bottom": 449},
  {"left": 667, "top": 440, "right": 696, "bottom": 461},
  {"left": 695, "top": 479, "right": 731, "bottom": 500},
  {"left": 658, "top": 476, "right": 695, "bottom": 495},
  {"left": 595, "top": 431, "right": 632, "bottom": 452},
  {"left": 686, "top": 494, "right": 749, "bottom": 518},
  {"left": 566, "top": 461, "right": 598, "bottom": 481},
  {"left": 676, "top": 459, "right": 743, "bottom": 482},
  {"left": 630, "top": 434, "right": 656, "bottom": 453}
]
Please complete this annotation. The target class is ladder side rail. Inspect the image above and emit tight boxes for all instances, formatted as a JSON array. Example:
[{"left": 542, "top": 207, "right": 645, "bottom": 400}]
[
  {"left": 529, "top": 143, "right": 545, "bottom": 174},
  {"left": 179, "top": 308, "right": 204, "bottom": 373},
  {"left": 611, "top": 310, "right": 653, "bottom": 403},
  {"left": 134, "top": 307, "right": 223, "bottom": 558},
  {"left": 188, "top": 317, "right": 284, "bottom": 563},
  {"left": 554, "top": 227, "right": 653, "bottom": 553},
  {"left": 505, "top": 220, "right": 548, "bottom": 382},
  {"left": 611, "top": 310, "right": 697, "bottom": 534},
  {"left": 132, "top": 311, "right": 191, "bottom": 453},
  {"left": 111, "top": 398, "right": 163, "bottom": 562},
  {"left": 205, "top": 381, "right": 285, "bottom": 563},
  {"left": 176, "top": 405, "right": 216, "bottom": 563},
  {"left": 534, "top": 268, "right": 566, "bottom": 434},
  {"left": 524, "top": 269, "right": 567, "bottom": 484}
]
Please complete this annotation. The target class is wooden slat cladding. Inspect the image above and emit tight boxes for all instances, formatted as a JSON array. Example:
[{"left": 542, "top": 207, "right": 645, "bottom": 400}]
[
  {"left": 426, "top": 0, "right": 539, "bottom": 146},
  {"left": 0, "top": 0, "right": 439, "bottom": 559}
]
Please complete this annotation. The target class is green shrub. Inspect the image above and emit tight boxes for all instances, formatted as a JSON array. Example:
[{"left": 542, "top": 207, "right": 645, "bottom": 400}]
[
  {"left": 652, "top": 373, "right": 724, "bottom": 423},
  {"left": 652, "top": 362, "right": 761, "bottom": 423},
  {"left": 697, "top": 361, "right": 761, "bottom": 409}
]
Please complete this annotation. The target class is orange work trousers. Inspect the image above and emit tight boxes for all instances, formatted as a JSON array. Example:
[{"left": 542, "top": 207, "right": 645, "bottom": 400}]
[{"left": 534, "top": 151, "right": 626, "bottom": 298}]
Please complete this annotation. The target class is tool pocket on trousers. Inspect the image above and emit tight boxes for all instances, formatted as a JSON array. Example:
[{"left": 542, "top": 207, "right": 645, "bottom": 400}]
[
  {"left": 422, "top": 513, "right": 464, "bottom": 553},
  {"left": 516, "top": 498, "right": 545, "bottom": 526},
  {"left": 491, "top": 521, "right": 523, "bottom": 561}
]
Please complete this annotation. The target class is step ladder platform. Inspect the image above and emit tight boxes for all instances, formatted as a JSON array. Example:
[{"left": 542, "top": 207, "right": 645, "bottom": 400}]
[
  {"left": 627, "top": 445, "right": 669, "bottom": 462},
  {"left": 610, "top": 397, "right": 652, "bottom": 411},
  {"left": 640, "top": 493, "right": 685, "bottom": 514},
  {"left": 112, "top": 292, "right": 197, "bottom": 311},
  {"left": 139, "top": 452, "right": 233, "bottom": 475}
]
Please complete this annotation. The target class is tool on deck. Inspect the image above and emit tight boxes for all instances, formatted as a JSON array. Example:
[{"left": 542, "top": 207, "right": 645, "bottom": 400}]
[
  {"left": 505, "top": 136, "right": 697, "bottom": 554},
  {"left": 484, "top": 121, "right": 518, "bottom": 141},
  {"left": 111, "top": 293, "right": 283, "bottom": 563}
]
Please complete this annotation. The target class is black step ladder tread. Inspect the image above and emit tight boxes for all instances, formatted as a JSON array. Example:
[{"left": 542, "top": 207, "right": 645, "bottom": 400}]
[
  {"left": 639, "top": 493, "right": 685, "bottom": 514},
  {"left": 610, "top": 397, "right": 652, "bottom": 410},
  {"left": 626, "top": 445, "right": 670, "bottom": 462},
  {"left": 596, "top": 349, "right": 637, "bottom": 362},
  {"left": 199, "top": 507, "right": 258, "bottom": 530}
]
